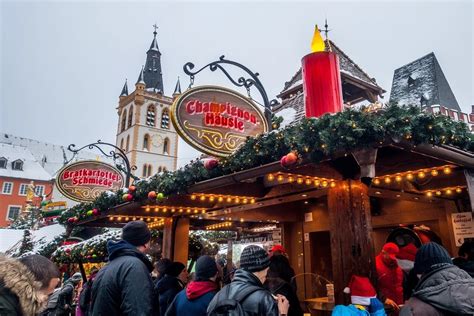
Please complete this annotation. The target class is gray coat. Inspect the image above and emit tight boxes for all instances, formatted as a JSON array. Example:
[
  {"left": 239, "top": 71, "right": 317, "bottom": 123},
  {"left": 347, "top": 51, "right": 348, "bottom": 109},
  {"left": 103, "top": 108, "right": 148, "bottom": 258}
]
[{"left": 400, "top": 264, "right": 474, "bottom": 316}]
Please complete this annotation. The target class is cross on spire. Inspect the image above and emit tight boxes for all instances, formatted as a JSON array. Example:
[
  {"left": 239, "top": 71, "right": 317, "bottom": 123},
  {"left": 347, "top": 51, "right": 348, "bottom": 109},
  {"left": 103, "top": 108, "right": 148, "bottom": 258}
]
[{"left": 153, "top": 23, "right": 158, "bottom": 36}]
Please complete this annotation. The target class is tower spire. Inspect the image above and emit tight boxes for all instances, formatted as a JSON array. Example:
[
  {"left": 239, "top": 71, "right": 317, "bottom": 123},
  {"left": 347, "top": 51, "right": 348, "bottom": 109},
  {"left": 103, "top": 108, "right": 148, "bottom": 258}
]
[
  {"left": 173, "top": 77, "right": 182, "bottom": 96},
  {"left": 136, "top": 66, "right": 145, "bottom": 85},
  {"left": 143, "top": 25, "right": 164, "bottom": 93},
  {"left": 120, "top": 79, "right": 129, "bottom": 97}
]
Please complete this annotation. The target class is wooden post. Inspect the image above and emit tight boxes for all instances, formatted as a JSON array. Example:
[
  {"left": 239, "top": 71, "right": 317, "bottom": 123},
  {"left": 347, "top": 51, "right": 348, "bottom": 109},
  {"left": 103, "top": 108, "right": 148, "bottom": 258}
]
[
  {"left": 162, "top": 218, "right": 174, "bottom": 259},
  {"left": 173, "top": 217, "right": 190, "bottom": 264},
  {"left": 328, "top": 180, "right": 375, "bottom": 304}
]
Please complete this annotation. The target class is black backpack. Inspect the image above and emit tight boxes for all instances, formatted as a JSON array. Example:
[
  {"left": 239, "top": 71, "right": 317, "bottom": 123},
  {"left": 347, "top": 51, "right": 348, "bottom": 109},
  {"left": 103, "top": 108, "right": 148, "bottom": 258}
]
[
  {"left": 208, "top": 285, "right": 261, "bottom": 316},
  {"left": 79, "top": 279, "right": 93, "bottom": 313}
]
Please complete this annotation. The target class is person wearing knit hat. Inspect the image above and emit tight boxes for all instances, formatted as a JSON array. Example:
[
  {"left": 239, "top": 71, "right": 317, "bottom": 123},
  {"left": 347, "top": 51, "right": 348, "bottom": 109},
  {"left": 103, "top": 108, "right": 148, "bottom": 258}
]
[
  {"left": 400, "top": 242, "right": 474, "bottom": 315},
  {"left": 165, "top": 256, "right": 219, "bottom": 316},
  {"left": 375, "top": 242, "right": 403, "bottom": 311},
  {"left": 208, "top": 245, "right": 289, "bottom": 316},
  {"left": 155, "top": 261, "right": 188, "bottom": 316},
  {"left": 90, "top": 220, "right": 154, "bottom": 315},
  {"left": 332, "top": 275, "right": 386, "bottom": 316}
]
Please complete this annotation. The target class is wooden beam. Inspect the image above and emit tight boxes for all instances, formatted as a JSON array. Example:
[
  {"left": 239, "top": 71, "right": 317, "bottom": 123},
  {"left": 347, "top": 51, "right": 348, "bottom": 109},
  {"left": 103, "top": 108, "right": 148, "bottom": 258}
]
[
  {"left": 173, "top": 217, "right": 190, "bottom": 264},
  {"left": 162, "top": 218, "right": 173, "bottom": 259},
  {"left": 328, "top": 180, "right": 375, "bottom": 304}
]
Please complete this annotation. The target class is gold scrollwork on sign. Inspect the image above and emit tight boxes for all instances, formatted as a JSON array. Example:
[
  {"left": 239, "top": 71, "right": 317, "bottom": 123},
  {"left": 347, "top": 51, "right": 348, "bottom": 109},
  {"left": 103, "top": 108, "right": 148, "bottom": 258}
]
[
  {"left": 184, "top": 121, "right": 246, "bottom": 151},
  {"left": 62, "top": 184, "right": 104, "bottom": 201}
]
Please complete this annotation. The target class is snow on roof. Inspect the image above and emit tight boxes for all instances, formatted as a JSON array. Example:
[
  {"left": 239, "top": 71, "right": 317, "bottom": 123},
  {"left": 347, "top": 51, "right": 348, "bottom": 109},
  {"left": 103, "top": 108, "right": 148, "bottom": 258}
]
[
  {"left": 0, "top": 143, "right": 52, "bottom": 181},
  {"left": 0, "top": 224, "right": 65, "bottom": 253},
  {"left": 0, "top": 134, "right": 114, "bottom": 178}
]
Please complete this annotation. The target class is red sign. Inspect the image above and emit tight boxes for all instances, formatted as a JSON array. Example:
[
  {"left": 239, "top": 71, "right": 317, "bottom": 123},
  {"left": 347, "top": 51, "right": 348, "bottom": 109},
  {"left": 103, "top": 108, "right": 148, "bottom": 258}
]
[
  {"left": 171, "top": 86, "right": 268, "bottom": 157},
  {"left": 56, "top": 160, "right": 124, "bottom": 202}
]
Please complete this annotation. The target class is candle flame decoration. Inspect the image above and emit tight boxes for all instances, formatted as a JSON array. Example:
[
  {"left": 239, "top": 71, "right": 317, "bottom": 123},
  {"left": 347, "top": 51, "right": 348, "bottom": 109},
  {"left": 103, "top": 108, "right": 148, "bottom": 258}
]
[{"left": 311, "top": 25, "right": 326, "bottom": 53}]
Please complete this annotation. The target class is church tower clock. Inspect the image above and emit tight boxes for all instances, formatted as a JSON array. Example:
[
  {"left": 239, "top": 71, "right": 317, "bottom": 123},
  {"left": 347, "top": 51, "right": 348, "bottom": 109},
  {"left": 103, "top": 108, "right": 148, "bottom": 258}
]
[{"left": 115, "top": 26, "right": 180, "bottom": 178}]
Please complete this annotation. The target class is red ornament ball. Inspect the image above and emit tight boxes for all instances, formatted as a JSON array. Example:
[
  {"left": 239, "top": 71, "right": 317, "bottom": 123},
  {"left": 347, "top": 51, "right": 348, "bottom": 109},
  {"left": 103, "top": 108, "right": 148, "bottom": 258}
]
[
  {"left": 122, "top": 193, "right": 133, "bottom": 202},
  {"left": 67, "top": 217, "right": 75, "bottom": 223},
  {"left": 92, "top": 208, "right": 99, "bottom": 216},
  {"left": 285, "top": 152, "right": 298, "bottom": 165},
  {"left": 280, "top": 155, "right": 287, "bottom": 167},
  {"left": 203, "top": 158, "right": 218, "bottom": 170},
  {"left": 148, "top": 191, "right": 157, "bottom": 199},
  {"left": 128, "top": 185, "right": 136, "bottom": 192},
  {"left": 65, "top": 248, "right": 71, "bottom": 253}
]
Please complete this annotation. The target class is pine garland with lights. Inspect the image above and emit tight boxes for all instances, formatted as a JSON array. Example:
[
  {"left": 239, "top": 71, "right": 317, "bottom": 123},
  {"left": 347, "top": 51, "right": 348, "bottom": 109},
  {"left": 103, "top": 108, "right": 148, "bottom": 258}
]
[{"left": 58, "top": 105, "right": 473, "bottom": 225}]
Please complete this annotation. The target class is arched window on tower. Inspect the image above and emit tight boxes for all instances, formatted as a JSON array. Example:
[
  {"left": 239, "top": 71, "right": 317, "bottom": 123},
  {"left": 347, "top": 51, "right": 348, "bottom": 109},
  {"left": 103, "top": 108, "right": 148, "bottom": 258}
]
[
  {"left": 120, "top": 138, "right": 124, "bottom": 151},
  {"left": 161, "top": 108, "right": 170, "bottom": 129},
  {"left": 121, "top": 109, "right": 127, "bottom": 132},
  {"left": 128, "top": 106, "right": 133, "bottom": 128},
  {"left": 163, "top": 138, "right": 170, "bottom": 155},
  {"left": 148, "top": 165, "right": 152, "bottom": 177},
  {"left": 146, "top": 105, "right": 156, "bottom": 126},
  {"left": 163, "top": 167, "right": 167, "bottom": 172},
  {"left": 143, "top": 134, "right": 150, "bottom": 151},
  {"left": 126, "top": 135, "right": 130, "bottom": 152},
  {"left": 142, "top": 164, "right": 148, "bottom": 177},
  {"left": 158, "top": 166, "right": 162, "bottom": 173}
]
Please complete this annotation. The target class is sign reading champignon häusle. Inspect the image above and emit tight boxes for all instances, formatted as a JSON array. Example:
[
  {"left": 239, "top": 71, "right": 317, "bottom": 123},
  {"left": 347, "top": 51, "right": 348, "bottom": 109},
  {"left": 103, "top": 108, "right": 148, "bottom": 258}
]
[
  {"left": 56, "top": 160, "right": 124, "bottom": 202},
  {"left": 171, "top": 86, "right": 268, "bottom": 157}
]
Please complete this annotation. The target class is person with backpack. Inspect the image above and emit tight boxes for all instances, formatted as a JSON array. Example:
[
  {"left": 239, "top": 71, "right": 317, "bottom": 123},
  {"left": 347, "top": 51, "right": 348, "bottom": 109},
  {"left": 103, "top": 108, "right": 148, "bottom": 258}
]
[
  {"left": 46, "top": 272, "right": 83, "bottom": 316},
  {"left": 77, "top": 268, "right": 98, "bottom": 316},
  {"left": 207, "top": 245, "right": 290, "bottom": 316},
  {"left": 90, "top": 220, "right": 155, "bottom": 315},
  {"left": 165, "top": 255, "right": 219, "bottom": 316}
]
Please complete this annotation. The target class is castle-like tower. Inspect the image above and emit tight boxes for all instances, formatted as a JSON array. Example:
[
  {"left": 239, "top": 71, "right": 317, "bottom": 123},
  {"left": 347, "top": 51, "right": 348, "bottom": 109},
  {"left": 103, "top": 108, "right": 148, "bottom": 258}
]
[{"left": 116, "top": 27, "right": 180, "bottom": 178}]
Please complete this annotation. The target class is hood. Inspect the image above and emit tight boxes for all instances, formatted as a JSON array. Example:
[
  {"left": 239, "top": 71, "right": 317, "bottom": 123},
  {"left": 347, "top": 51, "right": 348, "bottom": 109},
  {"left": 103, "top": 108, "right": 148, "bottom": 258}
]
[
  {"left": 186, "top": 281, "right": 218, "bottom": 300},
  {"left": 414, "top": 265, "right": 474, "bottom": 314},
  {"left": 155, "top": 275, "right": 183, "bottom": 295},
  {"left": 107, "top": 240, "right": 153, "bottom": 272},
  {"left": 0, "top": 256, "right": 46, "bottom": 316}
]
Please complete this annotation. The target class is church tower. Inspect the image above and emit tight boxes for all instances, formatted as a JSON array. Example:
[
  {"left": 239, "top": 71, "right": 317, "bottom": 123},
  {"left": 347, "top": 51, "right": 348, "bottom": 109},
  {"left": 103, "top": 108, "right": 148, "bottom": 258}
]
[{"left": 116, "top": 26, "right": 179, "bottom": 178}]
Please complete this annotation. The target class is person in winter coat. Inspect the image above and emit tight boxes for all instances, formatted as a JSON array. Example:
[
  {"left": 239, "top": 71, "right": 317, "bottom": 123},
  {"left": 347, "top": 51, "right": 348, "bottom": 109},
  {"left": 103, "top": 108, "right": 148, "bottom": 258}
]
[
  {"left": 207, "top": 245, "right": 289, "bottom": 316},
  {"left": 78, "top": 268, "right": 98, "bottom": 316},
  {"left": 165, "top": 255, "right": 219, "bottom": 316},
  {"left": 453, "top": 240, "right": 474, "bottom": 277},
  {"left": 400, "top": 242, "right": 474, "bottom": 316},
  {"left": 0, "top": 254, "right": 60, "bottom": 316},
  {"left": 90, "top": 220, "right": 154, "bottom": 316},
  {"left": 332, "top": 275, "right": 386, "bottom": 316},
  {"left": 154, "top": 261, "right": 187, "bottom": 316},
  {"left": 152, "top": 258, "right": 173, "bottom": 315},
  {"left": 264, "top": 254, "right": 303, "bottom": 316},
  {"left": 48, "top": 272, "right": 83, "bottom": 316},
  {"left": 375, "top": 243, "right": 403, "bottom": 311}
]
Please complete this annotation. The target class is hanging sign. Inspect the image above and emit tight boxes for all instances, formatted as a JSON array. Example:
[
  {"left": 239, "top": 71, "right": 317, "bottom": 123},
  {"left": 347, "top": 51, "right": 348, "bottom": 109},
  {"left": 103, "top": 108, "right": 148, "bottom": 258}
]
[
  {"left": 56, "top": 160, "right": 124, "bottom": 202},
  {"left": 451, "top": 212, "right": 474, "bottom": 246},
  {"left": 171, "top": 85, "right": 268, "bottom": 157}
]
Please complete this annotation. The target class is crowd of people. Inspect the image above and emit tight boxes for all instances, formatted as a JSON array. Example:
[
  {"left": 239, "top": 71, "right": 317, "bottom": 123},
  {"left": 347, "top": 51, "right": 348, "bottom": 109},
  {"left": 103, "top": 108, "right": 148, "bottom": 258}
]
[{"left": 1, "top": 220, "right": 473, "bottom": 316}]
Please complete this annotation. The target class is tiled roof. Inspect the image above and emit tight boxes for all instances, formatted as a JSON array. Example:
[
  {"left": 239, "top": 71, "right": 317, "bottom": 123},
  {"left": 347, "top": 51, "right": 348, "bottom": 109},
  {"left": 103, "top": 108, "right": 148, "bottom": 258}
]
[
  {"left": 0, "top": 143, "right": 52, "bottom": 181},
  {"left": 389, "top": 53, "right": 461, "bottom": 112},
  {"left": 273, "top": 93, "right": 304, "bottom": 124},
  {"left": 279, "top": 40, "right": 383, "bottom": 98}
]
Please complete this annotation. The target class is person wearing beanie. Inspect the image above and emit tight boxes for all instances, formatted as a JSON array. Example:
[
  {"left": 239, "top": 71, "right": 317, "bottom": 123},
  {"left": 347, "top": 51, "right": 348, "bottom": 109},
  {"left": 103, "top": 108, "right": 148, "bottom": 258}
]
[
  {"left": 208, "top": 245, "right": 289, "bottom": 316},
  {"left": 332, "top": 275, "right": 386, "bottom": 316},
  {"left": 400, "top": 242, "right": 474, "bottom": 316},
  {"left": 90, "top": 220, "right": 154, "bottom": 316},
  {"left": 375, "top": 242, "right": 403, "bottom": 311},
  {"left": 155, "top": 261, "right": 188, "bottom": 316},
  {"left": 165, "top": 256, "right": 219, "bottom": 316}
]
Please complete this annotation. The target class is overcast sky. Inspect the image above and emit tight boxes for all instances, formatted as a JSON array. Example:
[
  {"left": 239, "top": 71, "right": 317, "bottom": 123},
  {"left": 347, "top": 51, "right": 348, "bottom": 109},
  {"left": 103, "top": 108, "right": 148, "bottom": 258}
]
[{"left": 1, "top": 0, "right": 472, "bottom": 167}]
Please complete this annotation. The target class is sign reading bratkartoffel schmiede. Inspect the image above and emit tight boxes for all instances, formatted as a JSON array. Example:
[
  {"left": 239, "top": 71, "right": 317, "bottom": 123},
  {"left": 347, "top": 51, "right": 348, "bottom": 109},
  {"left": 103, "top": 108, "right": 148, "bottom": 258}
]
[
  {"left": 56, "top": 160, "right": 124, "bottom": 202},
  {"left": 171, "top": 85, "right": 268, "bottom": 157}
]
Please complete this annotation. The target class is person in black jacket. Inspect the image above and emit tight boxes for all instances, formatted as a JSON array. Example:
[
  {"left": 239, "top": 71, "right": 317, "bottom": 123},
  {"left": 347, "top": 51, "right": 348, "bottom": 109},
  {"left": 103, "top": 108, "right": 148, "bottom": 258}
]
[
  {"left": 207, "top": 245, "right": 289, "bottom": 316},
  {"left": 90, "top": 220, "right": 154, "bottom": 316},
  {"left": 51, "top": 272, "right": 83, "bottom": 316},
  {"left": 154, "top": 262, "right": 187, "bottom": 316},
  {"left": 453, "top": 240, "right": 474, "bottom": 277},
  {"left": 264, "top": 255, "right": 303, "bottom": 316}
]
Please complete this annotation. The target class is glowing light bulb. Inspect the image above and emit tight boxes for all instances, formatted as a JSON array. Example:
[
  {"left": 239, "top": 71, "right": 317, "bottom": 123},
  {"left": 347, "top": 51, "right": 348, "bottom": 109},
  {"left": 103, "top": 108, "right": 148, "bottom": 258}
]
[
  {"left": 330, "top": 181, "right": 336, "bottom": 188},
  {"left": 406, "top": 173, "right": 414, "bottom": 181},
  {"left": 226, "top": 197, "right": 232, "bottom": 203},
  {"left": 305, "top": 178, "right": 312, "bottom": 185},
  {"left": 430, "top": 170, "right": 439, "bottom": 176},
  {"left": 456, "top": 188, "right": 462, "bottom": 193},
  {"left": 314, "top": 179, "right": 320, "bottom": 186},
  {"left": 384, "top": 177, "right": 392, "bottom": 184},
  {"left": 209, "top": 196, "right": 215, "bottom": 202},
  {"left": 446, "top": 189, "right": 452, "bottom": 195},
  {"left": 250, "top": 198, "right": 256, "bottom": 204},
  {"left": 200, "top": 195, "right": 206, "bottom": 201},
  {"left": 145, "top": 207, "right": 150, "bottom": 212},
  {"left": 243, "top": 198, "right": 248, "bottom": 204},
  {"left": 322, "top": 181, "right": 328, "bottom": 187},
  {"left": 267, "top": 174, "right": 275, "bottom": 181},
  {"left": 235, "top": 197, "right": 240, "bottom": 203},
  {"left": 373, "top": 178, "right": 381, "bottom": 185},
  {"left": 171, "top": 208, "right": 175, "bottom": 213},
  {"left": 162, "top": 208, "right": 167, "bottom": 213},
  {"left": 395, "top": 175, "right": 403, "bottom": 182},
  {"left": 443, "top": 167, "right": 452, "bottom": 175},
  {"left": 417, "top": 171, "right": 426, "bottom": 179},
  {"left": 297, "top": 177, "right": 304, "bottom": 184},
  {"left": 190, "top": 194, "right": 196, "bottom": 200},
  {"left": 277, "top": 175, "right": 284, "bottom": 182},
  {"left": 218, "top": 196, "right": 224, "bottom": 202},
  {"left": 288, "top": 176, "right": 294, "bottom": 183},
  {"left": 435, "top": 191, "right": 442, "bottom": 196}
]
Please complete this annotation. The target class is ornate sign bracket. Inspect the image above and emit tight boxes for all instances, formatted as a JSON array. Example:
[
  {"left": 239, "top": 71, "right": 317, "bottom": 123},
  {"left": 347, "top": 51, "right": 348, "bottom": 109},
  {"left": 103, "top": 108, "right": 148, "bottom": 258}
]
[
  {"left": 66, "top": 140, "right": 137, "bottom": 187},
  {"left": 183, "top": 56, "right": 278, "bottom": 130}
]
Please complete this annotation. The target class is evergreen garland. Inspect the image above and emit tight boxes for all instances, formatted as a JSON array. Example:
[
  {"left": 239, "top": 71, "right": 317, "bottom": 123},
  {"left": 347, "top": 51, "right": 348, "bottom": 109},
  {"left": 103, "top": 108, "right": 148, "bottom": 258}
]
[{"left": 58, "top": 105, "right": 473, "bottom": 225}]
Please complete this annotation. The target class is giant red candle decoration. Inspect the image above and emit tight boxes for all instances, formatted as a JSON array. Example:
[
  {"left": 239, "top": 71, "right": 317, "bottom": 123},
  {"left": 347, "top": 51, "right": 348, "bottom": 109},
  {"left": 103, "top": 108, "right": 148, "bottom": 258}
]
[{"left": 302, "top": 26, "right": 343, "bottom": 118}]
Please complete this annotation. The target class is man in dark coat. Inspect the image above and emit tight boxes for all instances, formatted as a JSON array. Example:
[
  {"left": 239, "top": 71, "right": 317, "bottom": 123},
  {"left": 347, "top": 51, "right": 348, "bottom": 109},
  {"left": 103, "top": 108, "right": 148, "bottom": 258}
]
[
  {"left": 400, "top": 242, "right": 474, "bottom": 316},
  {"left": 154, "top": 262, "right": 187, "bottom": 316},
  {"left": 165, "top": 255, "right": 218, "bottom": 316},
  {"left": 50, "top": 272, "right": 83, "bottom": 316},
  {"left": 0, "top": 254, "right": 60, "bottom": 316},
  {"left": 207, "top": 245, "right": 289, "bottom": 316},
  {"left": 90, "top": 220, "right": 154, "bottom": 316},
  {"left": 453, "top": 240, "right": 474, "bottom": 277}
]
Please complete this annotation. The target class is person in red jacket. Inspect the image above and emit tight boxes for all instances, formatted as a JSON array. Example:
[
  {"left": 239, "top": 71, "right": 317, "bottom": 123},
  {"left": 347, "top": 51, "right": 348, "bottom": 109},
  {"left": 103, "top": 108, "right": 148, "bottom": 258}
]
[{"left": 376, "top": 243, "right": 403, "bottom": 312}]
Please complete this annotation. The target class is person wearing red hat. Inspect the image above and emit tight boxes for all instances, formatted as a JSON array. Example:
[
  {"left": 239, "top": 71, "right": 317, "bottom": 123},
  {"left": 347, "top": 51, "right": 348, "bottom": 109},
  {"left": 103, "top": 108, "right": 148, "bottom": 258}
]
[
  {"left": 395, "top": 243, "right": 418, "bottom": 301},
  {"left": 269, "top": 244, "right": 287, "bottom": 257},
  {"left": 376, "top": 243, "right": 403, "bottom": 312},
  {"left": 332, "top": 275, "right": 386, "bottom": 316}
]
